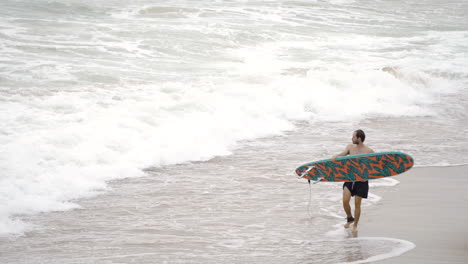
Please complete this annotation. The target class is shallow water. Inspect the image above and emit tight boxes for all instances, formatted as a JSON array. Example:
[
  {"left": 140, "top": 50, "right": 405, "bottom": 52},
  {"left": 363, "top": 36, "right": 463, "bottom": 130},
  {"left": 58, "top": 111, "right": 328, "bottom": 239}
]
[{"left": 1, "top": 120, "right": 421, "bottom": 263}]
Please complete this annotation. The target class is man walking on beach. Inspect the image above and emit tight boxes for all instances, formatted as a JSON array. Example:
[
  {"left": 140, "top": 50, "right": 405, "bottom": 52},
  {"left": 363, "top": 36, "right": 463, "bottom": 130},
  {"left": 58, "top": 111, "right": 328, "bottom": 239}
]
[{"left": 332, "top": 129, "right": 374, "bottom": 235}]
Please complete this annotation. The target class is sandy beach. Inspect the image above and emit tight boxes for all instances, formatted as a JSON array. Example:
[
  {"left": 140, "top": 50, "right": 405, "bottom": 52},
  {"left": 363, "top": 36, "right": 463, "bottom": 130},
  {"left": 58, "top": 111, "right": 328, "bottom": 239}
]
[{"left": 360, "top": 165, "right": 468, "bottom": 264}]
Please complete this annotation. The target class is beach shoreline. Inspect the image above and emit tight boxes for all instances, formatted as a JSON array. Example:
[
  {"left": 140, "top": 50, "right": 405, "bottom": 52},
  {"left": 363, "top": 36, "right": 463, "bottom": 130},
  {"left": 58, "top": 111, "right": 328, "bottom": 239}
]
[
  {"left": 359, "top": 165, "right": 468, "bottom": 263},
  {"left": 1, "top": 162, "right": 467, "bottom": 263}
]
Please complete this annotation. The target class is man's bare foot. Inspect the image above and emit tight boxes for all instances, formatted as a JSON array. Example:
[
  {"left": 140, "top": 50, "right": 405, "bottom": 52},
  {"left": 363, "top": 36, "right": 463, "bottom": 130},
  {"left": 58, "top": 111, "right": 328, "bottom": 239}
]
[
  {"left": 344, "top": 216, "right": 354, "bottom": 228},
  {"left": 344, "top": 221, "right": 353, "bottom": 228},
  {"left": 352, "top": 225, "right": 358, "bottom": 236}
]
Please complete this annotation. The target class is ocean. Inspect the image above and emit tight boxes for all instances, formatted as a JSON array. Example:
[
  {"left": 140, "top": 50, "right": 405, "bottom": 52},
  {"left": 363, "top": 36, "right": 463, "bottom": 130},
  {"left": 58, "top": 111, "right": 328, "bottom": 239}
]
[{"left": 0, "top": 0, "right": 467, "bottom": 263}]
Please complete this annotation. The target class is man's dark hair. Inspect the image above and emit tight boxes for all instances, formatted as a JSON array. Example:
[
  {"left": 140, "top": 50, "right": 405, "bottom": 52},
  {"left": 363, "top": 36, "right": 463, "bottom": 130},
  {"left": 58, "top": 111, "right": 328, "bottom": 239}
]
[{"left": 355, "top": 129, "right": 366, "bottom": 142}]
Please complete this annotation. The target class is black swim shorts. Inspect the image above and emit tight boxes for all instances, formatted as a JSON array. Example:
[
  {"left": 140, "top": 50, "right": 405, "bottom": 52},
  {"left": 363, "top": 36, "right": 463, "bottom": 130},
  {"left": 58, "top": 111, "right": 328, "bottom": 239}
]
[{"left": 343, "top": 181, "right": 369, "bottom": 199}]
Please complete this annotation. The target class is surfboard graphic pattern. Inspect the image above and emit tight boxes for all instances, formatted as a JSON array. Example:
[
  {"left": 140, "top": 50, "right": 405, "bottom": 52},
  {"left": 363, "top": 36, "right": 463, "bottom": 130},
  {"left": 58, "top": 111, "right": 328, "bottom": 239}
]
[{"left": 295, "top": 152, "right": 414, "bottom": 182}]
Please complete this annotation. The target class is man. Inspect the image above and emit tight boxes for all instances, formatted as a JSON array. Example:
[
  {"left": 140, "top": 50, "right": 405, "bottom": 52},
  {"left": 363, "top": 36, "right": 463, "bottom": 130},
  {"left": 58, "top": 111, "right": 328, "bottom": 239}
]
[{"left": 332, "top": 129, "right": 374, "bottom": 235}]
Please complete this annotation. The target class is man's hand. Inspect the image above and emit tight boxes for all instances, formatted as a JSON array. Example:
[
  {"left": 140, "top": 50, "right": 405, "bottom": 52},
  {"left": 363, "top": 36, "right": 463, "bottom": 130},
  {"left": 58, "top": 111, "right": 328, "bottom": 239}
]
[{"left": 332, "top": 144, "right": 352, "bottom": 161}]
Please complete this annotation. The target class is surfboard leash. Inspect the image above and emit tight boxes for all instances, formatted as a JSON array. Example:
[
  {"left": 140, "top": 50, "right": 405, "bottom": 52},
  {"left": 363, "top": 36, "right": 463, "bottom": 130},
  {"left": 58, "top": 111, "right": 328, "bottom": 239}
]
[
  {"left": 297, "top": 166, "right": 319, "bottom": 218},
  {"left": 299, "top": 166, "right": 324, "bottom": 184},
  {"left": 307, "top": 180, "right": 312, "bottom": 218}
]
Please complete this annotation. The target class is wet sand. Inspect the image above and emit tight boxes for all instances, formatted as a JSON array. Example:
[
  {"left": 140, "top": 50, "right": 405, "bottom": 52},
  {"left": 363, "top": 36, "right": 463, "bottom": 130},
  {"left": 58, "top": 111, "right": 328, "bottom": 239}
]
[{"left": 360, "top": 165, "right": 468, "bottom": 264}]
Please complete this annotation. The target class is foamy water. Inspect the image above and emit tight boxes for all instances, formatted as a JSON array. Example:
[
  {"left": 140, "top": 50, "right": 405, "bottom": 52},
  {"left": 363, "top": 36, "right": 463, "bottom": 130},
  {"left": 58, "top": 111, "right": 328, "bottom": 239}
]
[{"left": 1, "top": 0, "right": 467, "bottom": 262}]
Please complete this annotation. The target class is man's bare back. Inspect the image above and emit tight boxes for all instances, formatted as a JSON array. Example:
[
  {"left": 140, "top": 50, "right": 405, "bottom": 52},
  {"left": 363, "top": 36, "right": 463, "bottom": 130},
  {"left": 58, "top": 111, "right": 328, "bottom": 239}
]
[
  {"left": 332, "top": 143, "right": 374, "bottom": 160},
  {"left": 346, "top": 143, "right": 374, "bottom": 156}
]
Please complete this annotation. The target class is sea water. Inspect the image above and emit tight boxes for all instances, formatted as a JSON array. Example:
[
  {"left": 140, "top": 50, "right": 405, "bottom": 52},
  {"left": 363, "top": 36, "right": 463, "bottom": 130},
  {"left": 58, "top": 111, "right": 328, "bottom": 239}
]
[{"left": 0, "top": 0, "right": 466, "bottom": 263}]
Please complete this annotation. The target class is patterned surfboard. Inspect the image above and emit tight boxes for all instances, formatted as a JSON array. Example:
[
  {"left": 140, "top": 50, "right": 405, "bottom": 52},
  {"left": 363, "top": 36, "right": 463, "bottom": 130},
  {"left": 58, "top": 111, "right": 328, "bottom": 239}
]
[{"left": 295, "top": 152, "right": 414, "bottom": 182}]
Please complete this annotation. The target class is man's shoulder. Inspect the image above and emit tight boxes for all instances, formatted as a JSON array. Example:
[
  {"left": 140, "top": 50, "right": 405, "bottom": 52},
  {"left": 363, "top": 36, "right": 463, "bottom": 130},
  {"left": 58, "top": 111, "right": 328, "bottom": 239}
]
[
  {"left": 364, "top": 145, "right": 374, "bottom": 153},
  {"left": 346, "top": 144, "right": 355, "bottom": 149}
]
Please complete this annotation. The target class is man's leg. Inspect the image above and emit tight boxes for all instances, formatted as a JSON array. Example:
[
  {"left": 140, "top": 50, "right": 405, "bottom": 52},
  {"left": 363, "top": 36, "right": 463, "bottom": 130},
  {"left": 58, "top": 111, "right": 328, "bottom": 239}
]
[
  {"left": 343, "top": 186, "right": 353, "bottom": 228},
  {"left": 353, "top": 195, "right": 362, "bottom": 233}
]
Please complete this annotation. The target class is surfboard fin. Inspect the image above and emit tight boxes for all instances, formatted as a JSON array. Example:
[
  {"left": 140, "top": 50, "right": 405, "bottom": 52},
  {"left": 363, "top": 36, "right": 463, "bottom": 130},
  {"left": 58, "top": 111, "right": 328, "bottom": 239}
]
[
  {"left": 299, "top": 166, "right": 314, "bottom": 178},
  {"left": 313, "top": 177, "right": 324, "bottom": 184}
]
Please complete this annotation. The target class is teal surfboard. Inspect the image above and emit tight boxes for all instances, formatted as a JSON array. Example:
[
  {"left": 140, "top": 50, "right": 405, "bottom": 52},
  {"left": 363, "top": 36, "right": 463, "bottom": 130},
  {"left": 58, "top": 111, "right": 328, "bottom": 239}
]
[{"left": 295, "top": 152, "right": 414, "bottom": 182}]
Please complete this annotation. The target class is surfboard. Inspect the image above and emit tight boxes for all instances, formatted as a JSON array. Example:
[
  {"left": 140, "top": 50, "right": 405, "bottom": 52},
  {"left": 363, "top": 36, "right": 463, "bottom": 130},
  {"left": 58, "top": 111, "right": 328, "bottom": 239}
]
[{"left": 295, "top": 152, "right": 414, "bottom": 182}]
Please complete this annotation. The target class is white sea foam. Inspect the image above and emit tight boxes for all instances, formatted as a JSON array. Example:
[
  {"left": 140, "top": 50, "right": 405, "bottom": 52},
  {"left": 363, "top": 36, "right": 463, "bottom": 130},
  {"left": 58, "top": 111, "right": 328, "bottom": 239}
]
[
  {"left": 416, "top": 163, "right": 468, "bottom": 168},
  {"left": 366, "top": 193, "right": 382, "bottom": 203},
  {"left": 1, "top": 0, "right": 467, "bottom": 237},
  {"left": 340, "top": 237, "right": 416, "bottom": 264},
  {"left": 320, "top": 235, "right": 415, "bottom": 264},
  {"left": 369, "top": 178, "right": 400, "bottom": 188}
]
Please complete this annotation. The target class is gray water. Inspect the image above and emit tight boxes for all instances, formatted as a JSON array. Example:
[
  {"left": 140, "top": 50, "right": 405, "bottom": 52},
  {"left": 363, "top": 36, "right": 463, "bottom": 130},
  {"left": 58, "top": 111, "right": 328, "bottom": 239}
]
[
  {"left": 1, "top": 0, "right": 467, "bottom": 262},
  {"left": 1, "top": 121, "right": 417, "bottom": 263}
]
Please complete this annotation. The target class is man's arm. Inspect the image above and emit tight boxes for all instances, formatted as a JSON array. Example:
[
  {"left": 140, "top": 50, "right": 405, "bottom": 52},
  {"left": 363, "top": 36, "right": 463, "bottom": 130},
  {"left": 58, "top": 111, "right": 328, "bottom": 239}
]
[{"left": 331, "top": 144, "right": 352, "bottom": 161}]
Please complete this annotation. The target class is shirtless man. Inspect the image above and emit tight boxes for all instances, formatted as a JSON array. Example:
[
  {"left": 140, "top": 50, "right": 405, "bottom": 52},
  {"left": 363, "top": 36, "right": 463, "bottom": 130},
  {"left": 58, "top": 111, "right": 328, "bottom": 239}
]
[{"left": 332, "top": 129, "right": 374, "bottom": 235}]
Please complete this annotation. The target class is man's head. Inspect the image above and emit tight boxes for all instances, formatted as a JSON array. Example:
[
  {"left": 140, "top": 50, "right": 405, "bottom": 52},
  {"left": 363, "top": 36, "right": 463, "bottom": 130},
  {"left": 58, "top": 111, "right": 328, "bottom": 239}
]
[{"left": 352, "top": 129, "right": 365, "bottom": 144}]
